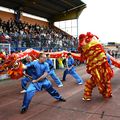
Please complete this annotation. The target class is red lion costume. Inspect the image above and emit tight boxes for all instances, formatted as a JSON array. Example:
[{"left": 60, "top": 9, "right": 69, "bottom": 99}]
[{"left": 78, "top": 32, "right": 115, "bottom": 100}]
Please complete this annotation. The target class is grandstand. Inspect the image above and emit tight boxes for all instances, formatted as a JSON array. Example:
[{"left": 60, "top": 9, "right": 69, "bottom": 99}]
[{"left": 0, "top": 0, "right": 86, "bottom": 52}]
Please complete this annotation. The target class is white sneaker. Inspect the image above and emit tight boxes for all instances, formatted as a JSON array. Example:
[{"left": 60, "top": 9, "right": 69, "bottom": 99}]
[
  {"left": 58, "top": 84, "right": 63, "bottom": 87},
  {"left": 82, "top": 97, "right": 91, "bottom": 101},
  {"left": 20, "top": 90, "right": 26, "bottom": 94},
  {"left": 78, "top": 82, "right": 83, "bottom": 85}
]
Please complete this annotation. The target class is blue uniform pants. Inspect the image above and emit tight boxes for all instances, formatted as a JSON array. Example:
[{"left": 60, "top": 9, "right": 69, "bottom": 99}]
[
  {"left": 49, "top": 70, "right": 63, "bottom": 86},
  {"left": 21, "top": 77, "right": 31, "bottom": 90},
  {"left": 62, "top": 69, "right": 83, "bottom": 84},
  {"left": 22, "top": 79, "right": 62, "bottom": 109}
]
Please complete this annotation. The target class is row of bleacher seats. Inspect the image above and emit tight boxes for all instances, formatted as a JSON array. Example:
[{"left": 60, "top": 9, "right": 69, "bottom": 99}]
[{"left": 0, "top": 18, "right": 78, "bottom": 52}]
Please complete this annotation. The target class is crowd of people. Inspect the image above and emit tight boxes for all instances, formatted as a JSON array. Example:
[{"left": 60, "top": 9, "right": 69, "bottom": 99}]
[
  {"left": 107, "top": 49, "right": 119, "bottom": 58},
  {"left": 0, "top": 18, "right": 78, "bottom": 51}
]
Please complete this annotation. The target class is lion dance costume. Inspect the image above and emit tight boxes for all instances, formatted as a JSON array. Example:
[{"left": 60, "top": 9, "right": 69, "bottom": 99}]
[{"left": 78, "top": 32, "right": 115, "bottom": 100}]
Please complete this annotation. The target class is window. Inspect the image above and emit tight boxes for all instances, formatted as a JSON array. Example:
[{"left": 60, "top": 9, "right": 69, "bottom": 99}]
[{"left": 54, "top": 19, "right": 78, "bottom": 37}]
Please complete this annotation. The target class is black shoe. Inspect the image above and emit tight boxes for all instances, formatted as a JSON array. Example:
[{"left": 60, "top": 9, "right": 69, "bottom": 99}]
[
  {"left": 20, "top": 106, "right": 27, "bottom": 114},
  {"left": 61, "top": 79, "right": 66, "bottom": 81},
  {"left": 59, "top": 98, "right": 66, "bottom": 102}
]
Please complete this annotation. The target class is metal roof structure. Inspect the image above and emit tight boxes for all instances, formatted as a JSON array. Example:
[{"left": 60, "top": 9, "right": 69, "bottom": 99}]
[{"left": 0, "top": 0, "right": 86, "bottom": 22}]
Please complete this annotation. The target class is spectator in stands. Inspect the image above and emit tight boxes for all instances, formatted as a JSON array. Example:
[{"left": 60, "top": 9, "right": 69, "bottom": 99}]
[
  {"left": 112, "top": 50, "right": 115, "bottom": 57},
  {"left": 115, "top": 51, "right": 118, "bottom": 58},
  {"left": 0, "top": 28, "right": 6, "bottom": 43}
]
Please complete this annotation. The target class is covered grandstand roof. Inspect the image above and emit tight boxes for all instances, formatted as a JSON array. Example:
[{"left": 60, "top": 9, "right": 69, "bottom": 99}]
[{"left": 0, "top": 0, "right": 86, "bottom": 22}]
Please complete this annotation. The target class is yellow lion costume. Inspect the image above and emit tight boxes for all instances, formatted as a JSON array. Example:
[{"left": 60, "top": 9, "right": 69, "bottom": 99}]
[{"left": 78, "top": 32, "right": 113, "bottom": 100}]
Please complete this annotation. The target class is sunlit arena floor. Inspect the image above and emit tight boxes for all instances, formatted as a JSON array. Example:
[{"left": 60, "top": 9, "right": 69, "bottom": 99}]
[{"left": 0, "top": 64, "right": 120, "bottom": 120}]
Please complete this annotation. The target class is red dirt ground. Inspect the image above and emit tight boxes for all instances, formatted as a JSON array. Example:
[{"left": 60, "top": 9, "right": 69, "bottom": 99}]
[{"left": 0, "top": 65, "right": 120, "bottom": 120}]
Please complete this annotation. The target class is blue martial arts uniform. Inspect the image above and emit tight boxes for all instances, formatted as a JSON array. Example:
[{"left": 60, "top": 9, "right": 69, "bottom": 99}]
[
  {"left": 22, "top": 60, "right": 63, "bottom": 109},
  {"left": 62, "top": 56, "right": 83, "bottom": 84},
  {"left": 106, "top": 53, "right": 112, "bottom": 66},
  {"left": 46, "top": 58, "right": 63, "bottom": 86},
  {"left": 21, "top": 62, "right": 36, "bottom": 90}
]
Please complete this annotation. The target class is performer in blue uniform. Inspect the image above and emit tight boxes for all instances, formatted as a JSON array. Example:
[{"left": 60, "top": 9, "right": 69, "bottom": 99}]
[
  {"left": 20, "top": 56, "right": 36, "bottom": 93},
  {"left": 106, "top": 53, "right": 112, "bottom": 66},
  {"left": 46, "top": 54, "right": 63, "bottom": 87},
  {"left": 20, "top": 53, "right": 66, "bottom": 113},
  {"left": 62, "top": 53, "right": 83, "bottom": 85}
]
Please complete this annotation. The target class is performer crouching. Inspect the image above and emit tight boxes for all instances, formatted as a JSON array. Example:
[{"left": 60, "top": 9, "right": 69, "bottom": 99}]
[
  {"left": 20, "top": 56, "right": 36, "bottom": 93},
  {"left": 20, "top": 53, "right": 66, "bottom": 114}
]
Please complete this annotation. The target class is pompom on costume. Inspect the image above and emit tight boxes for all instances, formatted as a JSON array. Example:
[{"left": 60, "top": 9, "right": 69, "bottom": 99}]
[{"left": 78, "top": 32, "right": 115, "bottom": 100}]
